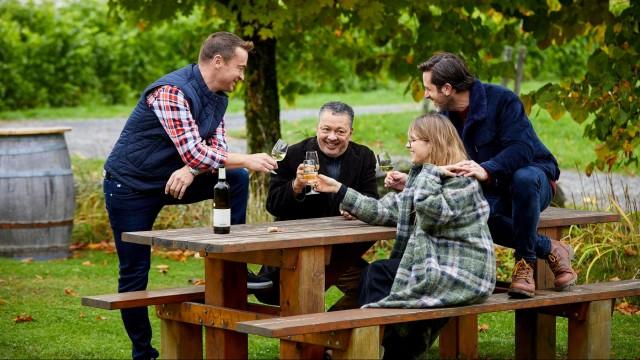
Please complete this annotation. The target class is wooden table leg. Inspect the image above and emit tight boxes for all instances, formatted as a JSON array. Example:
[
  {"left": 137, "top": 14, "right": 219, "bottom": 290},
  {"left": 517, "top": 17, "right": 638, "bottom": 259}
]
[
  {"left": 204, "top": 257, "right": 248, "bottom": 359},
  {"left": 280, "top": 246, "right": 326, "bottom": 359},
  {"left": 160, "top": 318, "right": 203, "bottom": 359},
  {"left": 515, "top": 227, "right": 561, "bottom": 360},
  {"left": 567, "top": 300, "right": 613, "bottom": 359},
  {"left": 439, "top": 315, "right": 478, "bottom": 359}
]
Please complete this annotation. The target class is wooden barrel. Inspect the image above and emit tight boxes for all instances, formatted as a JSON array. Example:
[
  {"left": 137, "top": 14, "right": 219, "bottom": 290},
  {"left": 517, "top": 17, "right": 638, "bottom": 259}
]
[{"left": 0, "top": 127, "right": 75, "bottom": 260}]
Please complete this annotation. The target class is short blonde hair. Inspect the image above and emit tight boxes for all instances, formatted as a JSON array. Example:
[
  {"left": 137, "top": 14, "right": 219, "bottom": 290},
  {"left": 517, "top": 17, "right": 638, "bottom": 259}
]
[{"left": 409, "top": 113, "right": 468, "bottom": 166}]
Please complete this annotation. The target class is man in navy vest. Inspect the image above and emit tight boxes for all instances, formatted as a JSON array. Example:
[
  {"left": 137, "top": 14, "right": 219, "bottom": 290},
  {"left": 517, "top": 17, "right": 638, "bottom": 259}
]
[
  {"left": 386, "top": 52, "right": 576, "bottom": 298},
  {"left": 103, "top": 32, "right": 276, "bottom": 359}
]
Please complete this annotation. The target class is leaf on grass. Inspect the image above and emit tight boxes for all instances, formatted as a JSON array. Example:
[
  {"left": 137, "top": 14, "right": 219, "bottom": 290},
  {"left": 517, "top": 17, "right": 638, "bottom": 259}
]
[
  {"left": 616, "top": 302, "right": 640, "bottom": 315},
  {"left": 189, "top": 278, "right": 205, "bottom": 286},
  {"left": 0, "top": 299, "right": 7, "bottom": 305},
  {"left": 609, "top": 276, "right": 621, "bottom": 282},
  {"left": 96, "top": 315, "right": 107, "bottom": 321},
  {"left": 20, "top": 258, "right": 33, "bottom": 264},
  {"left": 69, "top": 242, "right": 87, "bottom": 251},
  {"left": 478, "top": 323, "right": 490, "bottom": 333},
  {"left": 87, "top": 241, "right": 116, "bottom": 252},
  {"left": 35, "top": 275, "right": 43, "bottom": 280},
  {"left": 156, "top": 264, "right": 170, "bottom": 274},
  {"left": 623, "top": 246, "right": 637, "bottom": 257},
  {"left": 79, "top": 312, "right": 85, "bottom": 319},
  {"left": 64, "top": 287, "right": 78, "bottom": 297},
  {"left": 14, "top": 314, "right": 33, "bottom": 323},
  {"left": 82, "top": 261, "right": 94, "bottom": 267}
]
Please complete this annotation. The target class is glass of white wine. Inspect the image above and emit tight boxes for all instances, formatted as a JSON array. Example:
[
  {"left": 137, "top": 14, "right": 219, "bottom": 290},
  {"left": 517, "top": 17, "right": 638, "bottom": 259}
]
[
  {"left": 270, "top": 139, "right": 288, "bottom": 174},
  {"left": 303, "top": 154, "right": 319, "bottom": 195},
  {"left": 377, "top": 151, "right": 393, "bottom": 173}
]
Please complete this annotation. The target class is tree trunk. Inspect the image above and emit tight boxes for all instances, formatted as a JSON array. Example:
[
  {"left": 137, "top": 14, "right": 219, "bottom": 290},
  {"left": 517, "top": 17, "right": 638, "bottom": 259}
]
[{"left": 244, "top": 35, "right": 280, "bottom": 222}]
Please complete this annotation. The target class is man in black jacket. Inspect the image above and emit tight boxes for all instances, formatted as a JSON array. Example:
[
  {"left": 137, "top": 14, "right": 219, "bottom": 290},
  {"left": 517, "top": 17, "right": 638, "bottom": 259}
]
[{"left": 254, "top": 101, "right": 379, "bottom": 310}]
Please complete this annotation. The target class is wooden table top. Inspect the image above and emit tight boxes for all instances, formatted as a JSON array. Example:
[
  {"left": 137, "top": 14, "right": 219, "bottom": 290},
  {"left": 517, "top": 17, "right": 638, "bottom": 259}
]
[{"left": 122, "top": 208, "right": 619, "bottom": 254}]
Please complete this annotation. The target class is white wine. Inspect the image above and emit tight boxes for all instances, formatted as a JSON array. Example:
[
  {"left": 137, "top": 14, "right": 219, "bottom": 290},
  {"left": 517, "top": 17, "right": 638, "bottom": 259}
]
[
  {"left": 271, "top": 152, "right": 286, "bottom": 161},
  {"left": 303, "top": 172, "right": 318, "bottom": 182},
  {"left": 213, "top": 167, "right": 230, "bottom": 234},
  {"left": 379, "top": 165, "right": 393, "bottom": 172}
]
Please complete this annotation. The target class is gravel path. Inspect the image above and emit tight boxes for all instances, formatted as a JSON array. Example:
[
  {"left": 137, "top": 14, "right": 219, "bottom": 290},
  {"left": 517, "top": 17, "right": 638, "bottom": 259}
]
[{"left": 1, "top": 103, "right": 638, "bottom": 211}]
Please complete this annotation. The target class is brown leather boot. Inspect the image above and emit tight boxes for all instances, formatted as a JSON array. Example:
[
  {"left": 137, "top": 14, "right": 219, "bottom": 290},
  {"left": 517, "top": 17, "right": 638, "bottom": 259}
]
[
  {"left": 508, "top": 259, "right": 535, "bottom": 298},
  {"left": 547, "top": 239, "right": 577, "bottom": 290}
]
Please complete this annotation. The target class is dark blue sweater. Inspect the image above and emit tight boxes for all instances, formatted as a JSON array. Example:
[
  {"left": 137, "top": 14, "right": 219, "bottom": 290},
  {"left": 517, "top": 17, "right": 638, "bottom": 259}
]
[{"left": 443, "top": 80, "right": 560, "bottom": 195}]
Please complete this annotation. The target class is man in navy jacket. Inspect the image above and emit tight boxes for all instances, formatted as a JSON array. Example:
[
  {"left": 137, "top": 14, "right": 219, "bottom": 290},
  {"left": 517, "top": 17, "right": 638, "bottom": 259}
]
[{"left": 416, "top": 52, "right": 576, "bottom": 298}]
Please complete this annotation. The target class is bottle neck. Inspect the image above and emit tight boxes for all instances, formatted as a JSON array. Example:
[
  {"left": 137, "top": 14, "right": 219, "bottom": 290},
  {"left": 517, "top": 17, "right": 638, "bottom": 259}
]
[{"left": 218, "top": 167, "right": 226, "bottom": 181}]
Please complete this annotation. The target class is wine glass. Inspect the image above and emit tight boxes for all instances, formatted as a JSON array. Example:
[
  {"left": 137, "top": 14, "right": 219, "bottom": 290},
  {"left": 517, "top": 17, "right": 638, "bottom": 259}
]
[
  {"left": 306, "top": 151, "right": 320, "bottom": 171},
  {"left": 269, "top": 139, "right": 288, "bottom": 174},
  {"left": 377, "top": 151, "right": 393, "bottom": 173},
  {"left": 303, "top": 158, "right": 319, "bottom": 195}
]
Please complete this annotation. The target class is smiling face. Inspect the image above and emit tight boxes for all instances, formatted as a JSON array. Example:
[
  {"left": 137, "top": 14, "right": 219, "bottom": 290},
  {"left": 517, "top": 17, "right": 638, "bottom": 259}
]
[
  {"left": 212, "top": 47, "right": 248, "bottom": 92},
  {"left": 316, "top": 111, "right": 352, "bottom": 158},
  {"left": 406, "top": 130, "right": 430, "bottom": 164},
  {"left": 422, "top": 71, "right": 454, "bottom": 111}
]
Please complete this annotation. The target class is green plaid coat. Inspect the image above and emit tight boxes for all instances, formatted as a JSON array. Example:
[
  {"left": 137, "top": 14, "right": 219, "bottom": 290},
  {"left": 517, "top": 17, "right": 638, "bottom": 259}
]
[{"left": 341, "top": 164, "right": 496, "bottom": 308}]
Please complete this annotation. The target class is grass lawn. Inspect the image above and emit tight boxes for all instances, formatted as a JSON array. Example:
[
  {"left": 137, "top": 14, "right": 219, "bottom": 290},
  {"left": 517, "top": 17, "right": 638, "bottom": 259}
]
[{"left": 1, "top": 250, "right": 639, "bottom": 358}]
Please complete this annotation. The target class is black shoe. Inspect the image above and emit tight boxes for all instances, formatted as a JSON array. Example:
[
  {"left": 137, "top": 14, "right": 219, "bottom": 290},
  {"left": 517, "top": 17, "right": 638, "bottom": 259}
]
[{"left": 247, "top": 270, "right": 273, "bottom": 290}]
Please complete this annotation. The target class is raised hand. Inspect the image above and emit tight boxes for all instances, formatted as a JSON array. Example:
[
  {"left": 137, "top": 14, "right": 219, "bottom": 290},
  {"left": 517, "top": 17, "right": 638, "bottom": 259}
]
[{"left": 384, "top": 170, "right": 408, "bottom": 191}]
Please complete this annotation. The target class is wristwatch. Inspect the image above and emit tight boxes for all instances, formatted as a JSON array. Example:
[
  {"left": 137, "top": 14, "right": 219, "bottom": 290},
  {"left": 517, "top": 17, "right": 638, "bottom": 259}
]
[{"left": 188, "top": 167, "right": 200, "bottom": 176}]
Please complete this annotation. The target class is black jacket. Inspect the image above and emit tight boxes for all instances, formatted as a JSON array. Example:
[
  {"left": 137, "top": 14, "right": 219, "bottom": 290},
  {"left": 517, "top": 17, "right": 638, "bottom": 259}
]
[{"left": 266, "top": 137, "right": 378, "bottom": 220}]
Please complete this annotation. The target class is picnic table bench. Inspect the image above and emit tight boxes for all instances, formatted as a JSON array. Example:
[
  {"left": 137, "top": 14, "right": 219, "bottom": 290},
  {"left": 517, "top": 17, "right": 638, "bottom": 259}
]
[
  {"left": 82, "top": 206, "right": 626, "bottom": 359},
  {"left": 236, "top": 279, "right": 640, "bottom": 359}
]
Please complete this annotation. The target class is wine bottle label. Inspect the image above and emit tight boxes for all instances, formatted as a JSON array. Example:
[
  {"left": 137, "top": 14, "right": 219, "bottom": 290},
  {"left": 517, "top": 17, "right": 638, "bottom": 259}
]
[{"left": 213, "top": 209, "right": 230, "bottom": 227}]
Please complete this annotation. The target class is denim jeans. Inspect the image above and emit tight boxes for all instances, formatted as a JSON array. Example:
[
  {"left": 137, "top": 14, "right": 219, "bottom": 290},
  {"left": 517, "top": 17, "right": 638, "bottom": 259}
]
[
  {"left": 103, "top": 169, "right": 248, "bottom": 360},
  {"left": 485, "top": 166, "right": 553, "bottom": 262}
]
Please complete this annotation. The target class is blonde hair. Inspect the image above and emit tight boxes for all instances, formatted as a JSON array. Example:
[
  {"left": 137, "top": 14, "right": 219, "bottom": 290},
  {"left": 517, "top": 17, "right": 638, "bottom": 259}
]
[{"left": 409, "top": 113, "right": 468, "bottom": 166}]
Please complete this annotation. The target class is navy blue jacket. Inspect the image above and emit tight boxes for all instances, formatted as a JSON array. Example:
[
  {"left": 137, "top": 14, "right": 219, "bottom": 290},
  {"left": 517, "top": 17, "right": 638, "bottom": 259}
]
[
  {"left": 443, "top": 80, "right": 560, "bottom": 195},
  {"left": 105, "top": 64, "right": 228, "bottom": 192}
]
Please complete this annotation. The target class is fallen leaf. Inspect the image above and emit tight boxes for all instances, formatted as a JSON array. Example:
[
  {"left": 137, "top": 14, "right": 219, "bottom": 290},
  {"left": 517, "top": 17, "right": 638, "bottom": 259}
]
[
  {"left": 96, "top": 315, "right": 107, "bottom": 321},
  {"left": 69, "top": 242, "right": 87, "bottom": 251},
  {"left": 71, "top": 252, "right": 83, "bottom": 259},
  {"left": 194, "top": 252, "right": 202, "bottom": 259},
  {"left": 20, "top": 258, "right": 33, "bottom": 264},
  {"left": 623, "top": 246, "right": 637, "bottom": 257},
  {"left": 189, "top": 278, "right": 206, "bottom": 286},
  {"left": 35, "top": 275, "right": 43, "bottom": 280},
  {"left": 267, "top": 226, "right": 280, "bottom": 233},
  {"left": 14, "top": 314, "right": 33, "bottom": 323},
  {"left": 478, "top": 323, "right": 490, "bottom": 332},
  {"left": 156, "top": 264, "right": 169, "bottom": 274},
  {"left": 82, "top": 261, "right": 94, "bottom": 267},
  {"left": 609, "top": 276, "right": 621, "bottom": 282},
  {"left": 616, "top": 301, "right": 640, "bottom": 315},
  {"left": 0, "top": 299, "right": 7, "bottom": 305},
  {"left": 79, "top": 312, "right": 85, "bottom": 319},
  {"left": 64, "top": 287, "right": 78, "bottom": 297}
]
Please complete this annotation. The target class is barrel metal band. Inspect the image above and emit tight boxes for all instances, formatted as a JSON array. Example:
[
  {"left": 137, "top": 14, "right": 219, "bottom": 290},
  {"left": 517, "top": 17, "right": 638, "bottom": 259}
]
[
  {"left": 0, "top": 219, "right": 74, "bottom": 229},
  {"left": 0, "top": 169, "right": 73, "bottom": 178}
]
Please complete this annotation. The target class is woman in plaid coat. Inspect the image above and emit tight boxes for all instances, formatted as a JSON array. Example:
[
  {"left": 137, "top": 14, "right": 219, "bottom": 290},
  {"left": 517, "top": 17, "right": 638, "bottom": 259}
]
[{"left": 315, "top": 113, "right": 495, "bottom": 358}]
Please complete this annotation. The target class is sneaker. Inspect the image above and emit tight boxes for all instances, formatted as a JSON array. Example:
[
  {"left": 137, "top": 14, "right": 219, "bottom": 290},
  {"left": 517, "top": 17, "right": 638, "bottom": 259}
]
[
  {"left": 547, "top": 239, "right": 577, "bottom": 290},
  {"left": 247, "top": 270, "right": 273, "bottom": 290},
  {"left": 508, "top": 259, "right": 535, "bottom": 298}
]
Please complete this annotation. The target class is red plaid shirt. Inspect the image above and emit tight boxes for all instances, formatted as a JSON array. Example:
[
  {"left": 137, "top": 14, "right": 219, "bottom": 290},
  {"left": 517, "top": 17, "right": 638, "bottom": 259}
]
[{"left": 147, "top": 85, "right": 227, "bottom": 171}]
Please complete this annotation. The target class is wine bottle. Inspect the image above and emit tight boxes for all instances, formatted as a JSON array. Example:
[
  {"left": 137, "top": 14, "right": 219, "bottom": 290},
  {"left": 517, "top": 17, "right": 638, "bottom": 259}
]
[{"left": 213, "top": 167, "right": 230, "bottom": 234}]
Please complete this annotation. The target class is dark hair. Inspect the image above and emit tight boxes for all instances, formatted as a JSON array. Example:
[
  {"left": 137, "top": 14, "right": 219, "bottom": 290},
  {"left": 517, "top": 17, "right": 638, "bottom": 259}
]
[
  {"left": 199, "top": 32, "right": 254, "bottom": 62},
  {"left": 319, "top": 101, "right": 355, "bottom": 127},
  {"left": 418, "top": 52, "right": 475, "bottom": 91}
]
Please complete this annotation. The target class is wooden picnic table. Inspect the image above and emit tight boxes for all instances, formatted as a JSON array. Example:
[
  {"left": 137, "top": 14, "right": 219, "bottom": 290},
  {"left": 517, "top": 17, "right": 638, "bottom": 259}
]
[
  {"left": 123, "top": 216, "right": 396, "bottom": 359},
  {"left": 122, "top": 208, "right": 619, "bottom": 359}
]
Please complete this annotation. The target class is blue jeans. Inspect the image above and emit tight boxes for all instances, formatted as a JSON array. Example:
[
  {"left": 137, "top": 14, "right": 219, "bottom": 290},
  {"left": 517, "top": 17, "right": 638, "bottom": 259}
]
[
  {"left": 485, "top": 166, "right": 553, "bottom": 263},
  {"left": 103, "top": 169, "right": 248, "bottom": 360}
]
